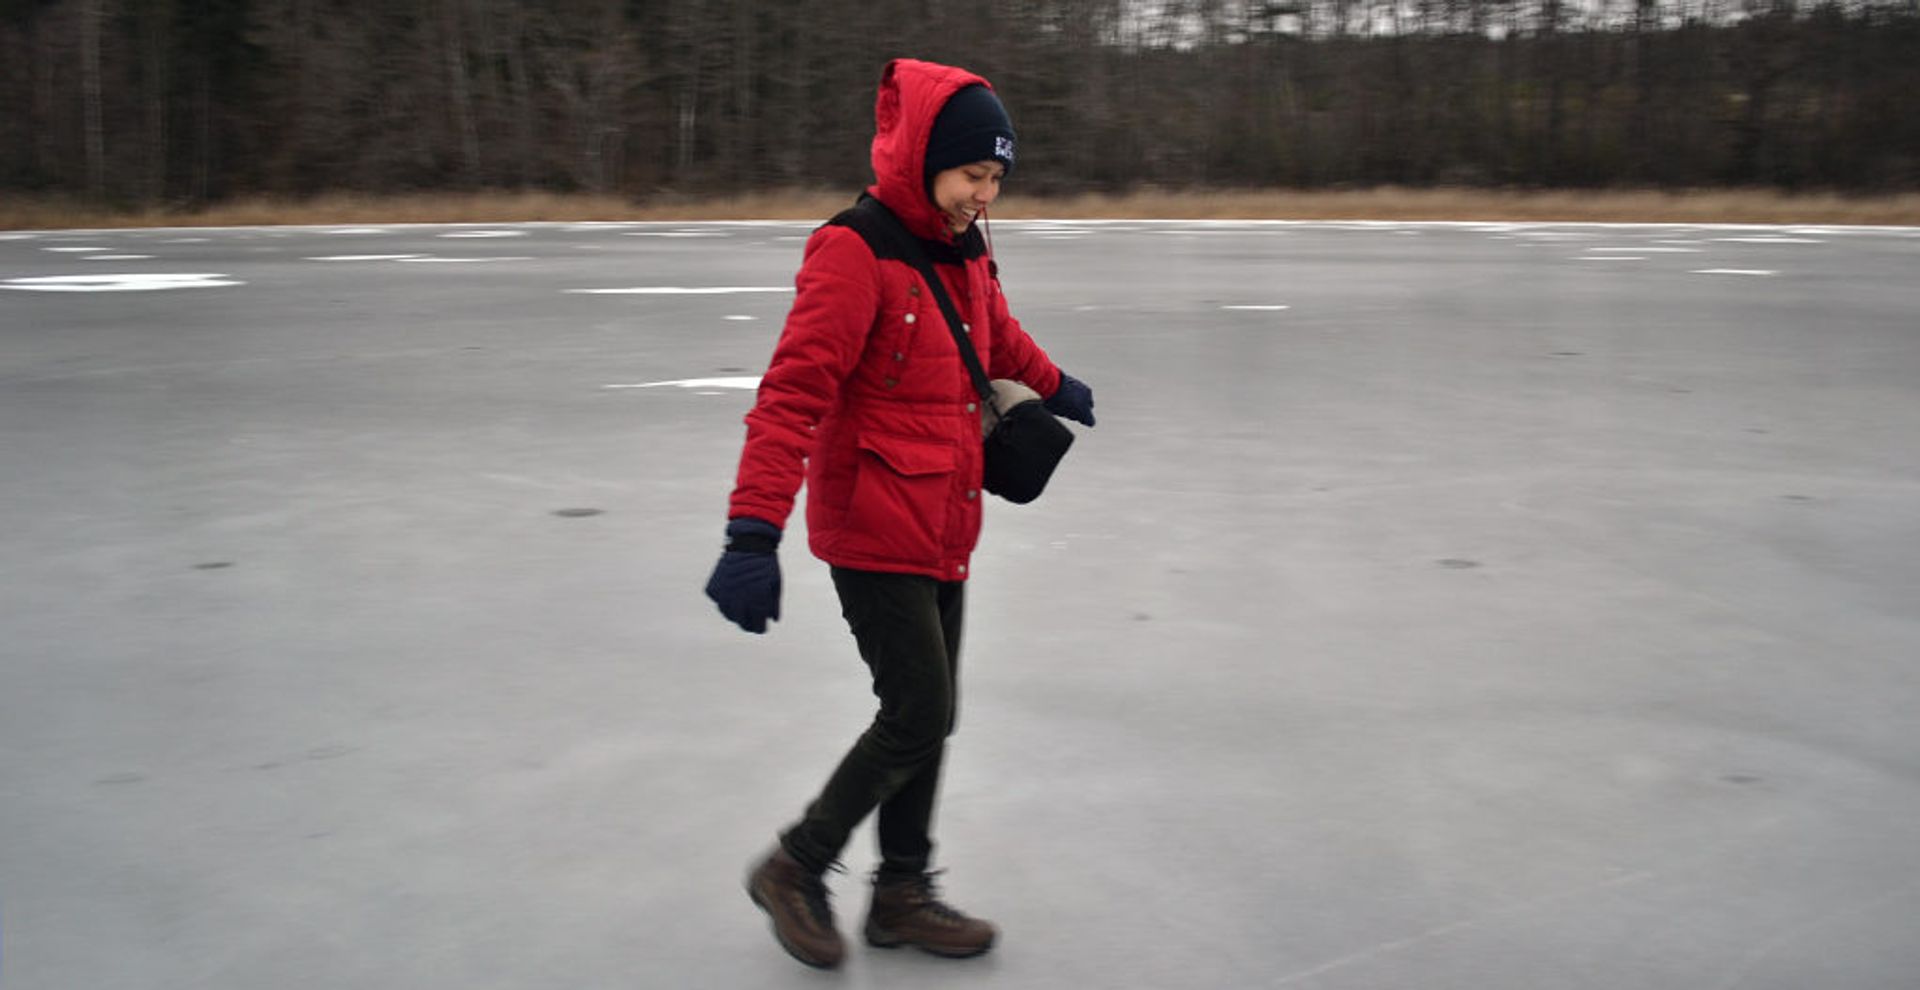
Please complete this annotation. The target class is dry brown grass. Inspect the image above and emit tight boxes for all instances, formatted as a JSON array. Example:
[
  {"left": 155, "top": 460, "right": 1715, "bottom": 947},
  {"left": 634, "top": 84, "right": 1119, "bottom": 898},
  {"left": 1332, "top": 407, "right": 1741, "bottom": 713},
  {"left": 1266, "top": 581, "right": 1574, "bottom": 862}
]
[
  {"left": 998, "top": 187, "right": 1920, "bottom": 225},
  {"left": 0, "top": 190, "right": 851, "bottom": 230},
  {"left": 6, "top": 186, "right": 1920, "bottom": 230}
]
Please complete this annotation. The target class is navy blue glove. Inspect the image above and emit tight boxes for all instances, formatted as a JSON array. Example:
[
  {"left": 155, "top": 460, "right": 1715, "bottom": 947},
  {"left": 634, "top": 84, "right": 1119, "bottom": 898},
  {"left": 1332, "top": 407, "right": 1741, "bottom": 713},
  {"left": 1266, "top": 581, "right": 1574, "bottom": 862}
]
[
  {"left": 1045, "top": 371, "right": 1096, "bottom": 427},
  {"left": 704, "top": 517, "right": 782, "bottom": 634}
]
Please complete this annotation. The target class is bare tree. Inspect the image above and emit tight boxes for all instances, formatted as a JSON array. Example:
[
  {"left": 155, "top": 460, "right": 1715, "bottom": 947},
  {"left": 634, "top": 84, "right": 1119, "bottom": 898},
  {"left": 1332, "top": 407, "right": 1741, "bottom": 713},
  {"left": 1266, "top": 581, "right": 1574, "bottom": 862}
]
[
  {"left": 3, "top": 0, "right": 1917, "bottom": 204},
  {"left": 438, "top": 0, "right": 481, "bottom": 185},
  {"left": 78, "top": 0, "right": 105, "bottom": 198}
]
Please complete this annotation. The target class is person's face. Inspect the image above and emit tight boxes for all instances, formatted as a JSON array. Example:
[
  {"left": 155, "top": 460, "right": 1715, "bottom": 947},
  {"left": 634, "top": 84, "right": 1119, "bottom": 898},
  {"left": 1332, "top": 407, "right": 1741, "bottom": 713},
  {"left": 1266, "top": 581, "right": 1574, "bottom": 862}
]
[{"left": 930, "top": 160, "right": 1005, "bottom": 233}]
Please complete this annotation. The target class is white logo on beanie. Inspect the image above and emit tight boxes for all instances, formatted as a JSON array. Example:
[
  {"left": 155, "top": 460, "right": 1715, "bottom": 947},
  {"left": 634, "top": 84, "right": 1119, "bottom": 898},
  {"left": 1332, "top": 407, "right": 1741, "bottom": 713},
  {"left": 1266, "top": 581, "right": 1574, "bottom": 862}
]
[{"left": 995, "top": 136, "right": 1016, "bottom": 165}]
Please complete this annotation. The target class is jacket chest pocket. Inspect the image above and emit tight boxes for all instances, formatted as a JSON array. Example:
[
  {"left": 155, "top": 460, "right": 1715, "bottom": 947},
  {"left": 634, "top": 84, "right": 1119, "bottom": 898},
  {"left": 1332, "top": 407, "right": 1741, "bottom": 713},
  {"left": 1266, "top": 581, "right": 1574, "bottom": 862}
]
[{"left": 843, "top": 432, "right": 956, "bottom": 563}]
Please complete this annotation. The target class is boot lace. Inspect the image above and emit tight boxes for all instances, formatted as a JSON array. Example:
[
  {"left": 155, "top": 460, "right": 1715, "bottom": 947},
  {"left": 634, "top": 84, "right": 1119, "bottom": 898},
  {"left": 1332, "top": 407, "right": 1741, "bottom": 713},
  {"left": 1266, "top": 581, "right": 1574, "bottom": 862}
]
[
  {"left": 798, "top": 861, "right": 845, "bottom": 926},
  {"left": 886, "top": 869, "right": 972, "bottom": 926}
]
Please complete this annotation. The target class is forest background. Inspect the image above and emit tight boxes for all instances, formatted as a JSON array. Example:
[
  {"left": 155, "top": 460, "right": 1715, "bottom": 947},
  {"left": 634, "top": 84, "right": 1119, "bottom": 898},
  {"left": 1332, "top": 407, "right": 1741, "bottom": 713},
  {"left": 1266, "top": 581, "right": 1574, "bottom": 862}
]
[{"left": 3, "top": 0, "right": 1918, "bottom": 226}]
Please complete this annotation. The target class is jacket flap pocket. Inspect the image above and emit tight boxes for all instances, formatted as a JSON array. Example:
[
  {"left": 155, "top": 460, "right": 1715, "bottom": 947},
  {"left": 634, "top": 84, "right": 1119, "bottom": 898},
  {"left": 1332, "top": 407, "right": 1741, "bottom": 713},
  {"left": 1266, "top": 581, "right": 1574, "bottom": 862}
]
[{"left": 858, "top": 433, "right": 955, "bottom": 477}]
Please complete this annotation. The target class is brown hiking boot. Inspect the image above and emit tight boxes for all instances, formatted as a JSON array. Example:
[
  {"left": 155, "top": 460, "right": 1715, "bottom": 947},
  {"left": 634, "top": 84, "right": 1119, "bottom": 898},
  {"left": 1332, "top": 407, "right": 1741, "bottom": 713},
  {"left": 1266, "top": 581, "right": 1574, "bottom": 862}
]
[
  {"left": 745, "top": 846, "right": 845, "bottom": 969},
  {"left": 863, "top": 871, "right": 997, "bottom": 958}
]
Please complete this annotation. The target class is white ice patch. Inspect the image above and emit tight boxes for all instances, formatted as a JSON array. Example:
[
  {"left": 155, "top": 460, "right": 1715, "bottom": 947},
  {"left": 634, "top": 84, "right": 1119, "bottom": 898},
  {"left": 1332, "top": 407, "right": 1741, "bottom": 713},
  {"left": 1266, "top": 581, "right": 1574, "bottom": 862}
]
[
  {"left": 1586, "top": 246, "right": 1703, "bottom": 253},
  {"left": 1171, "top": 227, "right": 1282, "bottom": 237},
  {"left": 567, "top": 286, "right": 793, "bottom": 295},
  {"left": 306, "top": 254, "right": 426, "bottom": 261},
  {"left": 1692, "top": 269, "right": 1778, "bottom": 276},
  {"left": 1, "top": 273, "right": 241, "bottom": 292},
  {"left": 396, "top": 256, "right": 535, "bottom": 263},
  {"left": 1578, "top": 255, "right": 1645, "bottom": 261},
  {"left": 624, "top": 230, "right": 729, "bottom": 238},
  {"left": 326, "top": 228, "right": 389, "bottom": 235},
  {"left": 439, "top": 230, "right": 526, "bottom": 239},
  {"left": 604, "top": 377, "right": 762, "bottom": 391},
  {"left": 81, "top": 254, "right": 156, "bottom": 261},
  {"left": 723, "top": 315, "right": 758, "bottom": 321},
  {"left": 1222, "top": 305, "right": 1291, "bottom": 311},
  {"left": 43, "top": 246, "right": 111, "bottom": 253}
]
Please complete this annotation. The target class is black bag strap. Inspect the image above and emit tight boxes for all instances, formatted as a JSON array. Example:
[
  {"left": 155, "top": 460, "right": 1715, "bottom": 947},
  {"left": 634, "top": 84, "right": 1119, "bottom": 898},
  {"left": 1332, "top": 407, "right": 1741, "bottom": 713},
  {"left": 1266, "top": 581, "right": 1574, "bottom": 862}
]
[{"left": 828, "top": 196, "right": 996, "bottom": 407}]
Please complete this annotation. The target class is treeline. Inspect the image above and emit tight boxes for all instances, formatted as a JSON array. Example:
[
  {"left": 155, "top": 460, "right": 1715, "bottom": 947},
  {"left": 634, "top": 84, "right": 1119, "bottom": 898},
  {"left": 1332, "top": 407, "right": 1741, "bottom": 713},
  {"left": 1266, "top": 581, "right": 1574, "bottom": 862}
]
[{"left": 3, "top": 0, "right": 1917, "bottom": 206}]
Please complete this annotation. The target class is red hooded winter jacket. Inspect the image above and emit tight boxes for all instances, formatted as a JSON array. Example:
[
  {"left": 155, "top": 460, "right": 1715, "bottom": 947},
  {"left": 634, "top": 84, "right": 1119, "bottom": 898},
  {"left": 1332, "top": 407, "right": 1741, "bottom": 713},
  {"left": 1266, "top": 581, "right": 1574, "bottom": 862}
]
[{"left": 725, "top": 59, "right": 1062, "bottom": 581}]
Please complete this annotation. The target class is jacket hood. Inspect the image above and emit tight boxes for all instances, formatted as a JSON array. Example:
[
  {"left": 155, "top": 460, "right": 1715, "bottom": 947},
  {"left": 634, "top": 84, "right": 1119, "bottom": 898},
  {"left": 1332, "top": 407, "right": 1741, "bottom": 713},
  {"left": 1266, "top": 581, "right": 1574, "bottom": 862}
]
[{"left": 866, "top": 58, "right": 995, "bottom": 243}]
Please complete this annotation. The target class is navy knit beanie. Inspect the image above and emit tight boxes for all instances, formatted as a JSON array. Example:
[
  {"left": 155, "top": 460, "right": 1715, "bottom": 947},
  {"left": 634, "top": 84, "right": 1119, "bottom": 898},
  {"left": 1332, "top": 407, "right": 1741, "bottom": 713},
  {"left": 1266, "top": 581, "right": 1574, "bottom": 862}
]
[{"left": 924, "top": 85, "right": 1016, "bottom": 189}]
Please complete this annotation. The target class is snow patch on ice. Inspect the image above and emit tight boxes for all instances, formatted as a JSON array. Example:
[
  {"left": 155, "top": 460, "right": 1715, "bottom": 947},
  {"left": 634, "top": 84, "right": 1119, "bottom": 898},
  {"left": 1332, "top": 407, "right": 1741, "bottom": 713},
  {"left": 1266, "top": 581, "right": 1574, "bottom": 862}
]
[{"left": 2, "top": 273, "right": 241, "bottom": 292}]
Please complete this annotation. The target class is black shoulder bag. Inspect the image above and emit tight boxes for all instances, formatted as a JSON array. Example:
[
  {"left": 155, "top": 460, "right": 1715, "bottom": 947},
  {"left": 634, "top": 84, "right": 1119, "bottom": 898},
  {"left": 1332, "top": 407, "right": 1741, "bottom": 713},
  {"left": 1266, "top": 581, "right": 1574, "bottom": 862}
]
[{"left": 828, "top": 196, "right": 1074, "bottom": 505}]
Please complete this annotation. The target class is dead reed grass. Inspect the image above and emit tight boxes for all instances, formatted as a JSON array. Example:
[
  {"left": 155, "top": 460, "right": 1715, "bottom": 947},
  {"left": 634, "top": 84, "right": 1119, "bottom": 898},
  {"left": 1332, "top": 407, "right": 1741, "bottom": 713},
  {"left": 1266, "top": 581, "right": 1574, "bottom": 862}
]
[
  {"left": 996, "top": 187, "right": 1920, "bottom": 225},
  {"left": 5, "top": 186, "right": 1919, "bottom": 230}
]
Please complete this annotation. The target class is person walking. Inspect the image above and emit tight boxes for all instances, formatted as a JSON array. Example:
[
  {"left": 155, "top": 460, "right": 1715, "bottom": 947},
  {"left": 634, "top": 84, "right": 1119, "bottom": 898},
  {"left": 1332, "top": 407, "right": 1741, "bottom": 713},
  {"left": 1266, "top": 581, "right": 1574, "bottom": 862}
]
[{"left": 702, "top": 58, "right": 1097, "bottom": 969}]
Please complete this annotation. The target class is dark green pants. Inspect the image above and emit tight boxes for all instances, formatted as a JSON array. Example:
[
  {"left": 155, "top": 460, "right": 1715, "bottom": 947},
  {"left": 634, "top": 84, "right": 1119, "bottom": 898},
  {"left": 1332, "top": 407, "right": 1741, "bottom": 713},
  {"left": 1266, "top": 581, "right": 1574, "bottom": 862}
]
[{"left": 780, "top": 567, "right": 965, "bottom": 879}]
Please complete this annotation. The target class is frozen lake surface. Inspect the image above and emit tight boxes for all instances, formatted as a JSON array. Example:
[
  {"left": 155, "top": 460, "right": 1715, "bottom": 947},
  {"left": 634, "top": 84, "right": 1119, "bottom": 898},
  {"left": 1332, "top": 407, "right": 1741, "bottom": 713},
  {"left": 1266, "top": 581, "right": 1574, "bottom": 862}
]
[{"left": 4, "top": 218, "right": 1919, "bottom": 989}]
